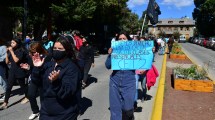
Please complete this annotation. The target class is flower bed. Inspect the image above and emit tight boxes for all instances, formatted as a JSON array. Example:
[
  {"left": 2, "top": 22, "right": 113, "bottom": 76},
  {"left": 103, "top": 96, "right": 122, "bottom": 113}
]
[
  {"left": 170, "top": 43, "right": 187, "bottom": 60},
  {"left": 173, "top": 65, "right": 213, "bottom": 92}
]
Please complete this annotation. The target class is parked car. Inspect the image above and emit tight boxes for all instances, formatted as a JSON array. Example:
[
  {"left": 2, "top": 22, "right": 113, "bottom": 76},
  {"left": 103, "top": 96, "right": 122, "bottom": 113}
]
[
  {"left": 202, "top": 38, "right": 208, "bottom": 47},
  {"left": 188, "top": 37, "right": 194, "bottom": 43},
  {"left": 212, "top": 42, "right": 215, "bottom": 51},
  {"left": 208, "top": 37, "right": 215, "bottom": 49},
  {"left": 193, "top": 37, "right": 199, "bottom": 44},
  {"left": 179, "top": 35, "right": 186, "bottom": 43},
  {"left": 197, "top": 38, "right": 203, "bottom": 46}
]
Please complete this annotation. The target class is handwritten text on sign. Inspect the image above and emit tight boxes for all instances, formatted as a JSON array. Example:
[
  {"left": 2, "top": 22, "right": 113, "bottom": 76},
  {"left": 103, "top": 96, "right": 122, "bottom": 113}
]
[{"left": 111, "top": 41, "right": 154, "bottom": 70}]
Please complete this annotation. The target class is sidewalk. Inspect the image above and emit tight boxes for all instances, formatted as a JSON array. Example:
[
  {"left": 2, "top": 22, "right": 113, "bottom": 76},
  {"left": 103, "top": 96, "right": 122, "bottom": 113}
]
[{"left": 135, "top": 52, "right": 165, "bottom": 120}]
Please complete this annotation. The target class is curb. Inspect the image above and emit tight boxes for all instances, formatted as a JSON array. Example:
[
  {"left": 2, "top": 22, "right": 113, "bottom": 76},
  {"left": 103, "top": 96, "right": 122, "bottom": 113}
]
[{"left": 151, "top": 50, "right": 167, "bottom": 120}]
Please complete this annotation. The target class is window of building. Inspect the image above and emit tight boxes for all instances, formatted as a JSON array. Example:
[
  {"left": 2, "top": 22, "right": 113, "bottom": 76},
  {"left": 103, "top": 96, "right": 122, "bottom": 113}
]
[
  {"left": 180, "top": 27, "right": 183, "bottom": 31},
  {"left": 168, "top": 21, "right": 173, "bottom": 24},
  {"left": 158, "top": 27, "right": 160, "bottom": 30},
  {"left": 174, "top": 27, "right": 178, "bottom": 31},
  {"left": 179, "top": 21, "right": 184, "bottom": 23},
  {"left": 186, "top": 27, "right": 189, "bottom": 31},
  {"left": 158, "top": 21, "right": 162, "bottom": 23}
]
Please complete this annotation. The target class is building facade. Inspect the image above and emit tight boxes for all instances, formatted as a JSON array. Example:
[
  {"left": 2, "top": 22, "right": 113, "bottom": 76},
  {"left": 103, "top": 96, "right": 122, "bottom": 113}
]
[{"left": 148, "top": 18, "right": 195, "bottom": 39}]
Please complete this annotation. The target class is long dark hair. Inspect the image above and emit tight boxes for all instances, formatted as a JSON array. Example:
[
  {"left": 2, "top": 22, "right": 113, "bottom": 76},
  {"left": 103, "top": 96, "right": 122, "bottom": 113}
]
[
  {"left": 12, "top": 37, "right": 26, "bottom": 52},
  {"left": 55, "top": 36, "right": 78, "bottom": 60}
]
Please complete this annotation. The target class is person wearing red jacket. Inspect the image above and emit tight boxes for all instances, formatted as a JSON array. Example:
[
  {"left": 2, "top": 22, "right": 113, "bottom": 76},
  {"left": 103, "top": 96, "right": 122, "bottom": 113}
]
[{"left": 72, "top": 30, "right": 83, "bottom": 51}]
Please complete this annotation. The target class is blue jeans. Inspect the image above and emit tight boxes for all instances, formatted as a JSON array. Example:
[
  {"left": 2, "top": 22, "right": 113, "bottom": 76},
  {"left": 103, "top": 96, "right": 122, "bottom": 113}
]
[
  {"left": 0, "top": 76, "right": 6, "bottom": 93},
  {"left": 159, "top": 46, "right": 165, "bottom": 55},
  {"left": 109, "top": 78, "right": 136, "bottom": 120},
  {"left": 135, "top": 74, "right": 139, "bottom": 101}
]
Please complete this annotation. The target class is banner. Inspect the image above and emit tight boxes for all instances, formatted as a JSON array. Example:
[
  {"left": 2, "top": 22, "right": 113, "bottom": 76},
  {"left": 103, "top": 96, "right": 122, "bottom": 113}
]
[{"left": 111, "top": 41, "right": 154, "bottom": 70}]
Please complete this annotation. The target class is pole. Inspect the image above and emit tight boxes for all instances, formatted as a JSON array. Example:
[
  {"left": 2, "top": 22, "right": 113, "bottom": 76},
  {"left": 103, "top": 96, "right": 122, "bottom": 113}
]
[
  {"left": 22, "top": 0, "right": 27, "bottom": 41},
  {"left": 140, "top": 13, "right": 147, "bottom": 37}
]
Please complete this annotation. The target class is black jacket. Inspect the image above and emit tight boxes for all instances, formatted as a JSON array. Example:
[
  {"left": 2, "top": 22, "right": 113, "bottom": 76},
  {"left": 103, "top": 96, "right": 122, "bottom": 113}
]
[
  {"left": 78, "top": 45, "right": 94, "bottom": 63},
  {"left": 31, "top": 58, "right": 82, "bottom": 120}
]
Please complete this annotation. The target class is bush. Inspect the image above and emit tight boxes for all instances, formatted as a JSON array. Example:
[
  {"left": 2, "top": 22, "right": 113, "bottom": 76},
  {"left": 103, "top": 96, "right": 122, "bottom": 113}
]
[{"left": 174, "top": 65, "right": 208, "bottom": 80}]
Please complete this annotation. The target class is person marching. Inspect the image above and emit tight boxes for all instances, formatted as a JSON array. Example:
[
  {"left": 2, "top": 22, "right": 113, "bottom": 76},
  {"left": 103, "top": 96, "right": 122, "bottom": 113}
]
[
  {"left": 31, "top": 36, "right": 82, "bottom": 120},
  {"left": 78, "top": 37, "right": 94, "bottom": 88},
  {"left": 20, "top": 41, "right": 52, "bottom": 119},
  {"left": 0, "top": 38, "right": 29, "bottom": 110},
  {"left": 105, "top": 32, "right": 145, "bottom": 120}
]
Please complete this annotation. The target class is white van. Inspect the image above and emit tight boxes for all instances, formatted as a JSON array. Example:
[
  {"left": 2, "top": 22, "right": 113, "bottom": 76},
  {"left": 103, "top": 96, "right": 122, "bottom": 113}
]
[{"left": 179, "top": 35, "right": 186, "bottom": 43}]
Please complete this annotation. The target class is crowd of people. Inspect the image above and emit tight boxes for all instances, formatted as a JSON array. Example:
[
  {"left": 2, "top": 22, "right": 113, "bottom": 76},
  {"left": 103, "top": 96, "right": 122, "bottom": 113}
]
[
  {"left": 0, "top": 30, "right": 95, "bottom": 120},
  {"left": 0, "top": 30, "right": 174, "bottom": 120}
]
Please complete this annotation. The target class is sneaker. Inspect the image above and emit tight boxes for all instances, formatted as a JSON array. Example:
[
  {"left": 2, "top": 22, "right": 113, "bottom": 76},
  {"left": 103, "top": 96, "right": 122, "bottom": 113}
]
[
  {"left": 0, "top": 95, "right": 5, "bottom": 101},
  {"left": 0, "top": 103, "right": 8, "bottom": 110},
  {"left": 28, "top": 113, "right": 39, "bottom": 120},
  {"left": 21, "top": 97, "right": 29, "bottom": 104}
]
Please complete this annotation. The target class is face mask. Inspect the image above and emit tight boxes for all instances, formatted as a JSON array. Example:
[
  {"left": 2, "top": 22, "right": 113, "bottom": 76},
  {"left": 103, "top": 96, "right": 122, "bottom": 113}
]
[{"left": 52, "top": 50, "right": 67, "bottom": 61}]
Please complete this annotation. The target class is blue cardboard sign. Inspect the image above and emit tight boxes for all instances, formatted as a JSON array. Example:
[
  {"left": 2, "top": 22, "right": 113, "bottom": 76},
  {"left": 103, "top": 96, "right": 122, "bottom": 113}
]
[{"left": 111, "top": 41, "right": 154, "bottom": 70}]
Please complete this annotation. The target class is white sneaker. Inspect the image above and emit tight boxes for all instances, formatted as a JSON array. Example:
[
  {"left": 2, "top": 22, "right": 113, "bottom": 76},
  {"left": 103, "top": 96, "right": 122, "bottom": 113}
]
[{"left": 28, "top": 113, "right": 39, "bottom": 120}]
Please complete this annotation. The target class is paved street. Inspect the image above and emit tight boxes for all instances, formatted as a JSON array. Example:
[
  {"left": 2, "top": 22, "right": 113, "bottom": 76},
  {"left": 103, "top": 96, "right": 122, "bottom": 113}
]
[
  {"left": 0, "top": 53, "right": 164, "bottom": 120},
  {"left": 2, "top": 43, "right": 212, "bottom": 120},
  {"left": 181, "top": 43, "right": 215, "bottom": 82}
]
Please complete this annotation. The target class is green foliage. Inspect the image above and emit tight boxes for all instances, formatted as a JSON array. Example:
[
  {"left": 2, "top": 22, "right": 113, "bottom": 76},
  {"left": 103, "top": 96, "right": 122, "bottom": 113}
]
[
  {"left": 0, "top": 0, "right": 141, "bottom": 41},
  {"left": 174, "top": 65, "right": 208, "bottom": 80},
  {"left": 51, "top": 0, "right": 97, "bottom": 21},
  {"left": 171, "top": 43, "right": 184, "bottom": 54},
  {"left": 120, "top": 12, "right": 140, "bottom": 34},
  {"left": 193, "top": 0, "right": 215, "bottom": 37},
  {"left": 157, "top": 31, "right": 166, "bottom": 38},
  {"left": 172, "top": 31, "right": 180, "bottom": 39}
]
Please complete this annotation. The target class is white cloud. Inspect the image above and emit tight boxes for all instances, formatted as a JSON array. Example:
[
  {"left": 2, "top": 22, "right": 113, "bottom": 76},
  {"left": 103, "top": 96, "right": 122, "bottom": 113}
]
[
  {"left": 127, "top": 0, "right": 148, "bottom": 8},
  {"left": 161, "top": 0, "right": 193, "bottom": 8}
]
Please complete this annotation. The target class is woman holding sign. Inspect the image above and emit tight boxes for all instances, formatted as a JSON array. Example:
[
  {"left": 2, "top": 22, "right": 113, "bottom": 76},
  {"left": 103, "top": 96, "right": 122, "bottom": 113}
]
[{"left": 105, "top": 32, "right": 145, "bottom": 120}]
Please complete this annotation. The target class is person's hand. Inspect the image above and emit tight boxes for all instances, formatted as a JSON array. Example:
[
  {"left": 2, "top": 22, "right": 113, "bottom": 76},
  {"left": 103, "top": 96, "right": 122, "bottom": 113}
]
[
  {"left": 32, "top": 52, "right": 44, "bottom": 67},
  {"left": 139, "top": 70, "right": 145, "bottom": 75},
  {"left": 152, "top": 47, "right": 155, "bottom": 52},
  {"left": 108, "top": 48, "right": 112, "bottom": 54},
  {"left": 20, "top": 63, "right": 30, "bottom": 70},
  {"left": 92, "top": 63, "right": 95, "bottom": 67},
  {"left": 48, "top": 70, "right": 60, "bottom": 81},
  {"left": 8, "top": 47, "right": 13, "bottom": 52}
]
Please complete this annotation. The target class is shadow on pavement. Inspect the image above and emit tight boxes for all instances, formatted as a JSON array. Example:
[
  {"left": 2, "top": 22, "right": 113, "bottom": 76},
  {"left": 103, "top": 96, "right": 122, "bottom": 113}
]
[
  {"left": 83, "top": 75, "right": 98, "bottom": 89},
  {"left": 79, "top": 97, "right": 92, "bottom": 116}
]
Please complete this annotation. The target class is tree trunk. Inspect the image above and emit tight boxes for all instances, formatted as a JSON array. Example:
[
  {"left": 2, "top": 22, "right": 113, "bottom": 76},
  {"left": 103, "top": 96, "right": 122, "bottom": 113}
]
[{"left": 0, "top": 10, "right": 14, "bottom": 42}]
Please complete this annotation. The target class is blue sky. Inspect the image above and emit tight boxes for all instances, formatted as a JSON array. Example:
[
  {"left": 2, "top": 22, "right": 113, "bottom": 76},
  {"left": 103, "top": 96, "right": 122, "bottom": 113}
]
[{"left": 127, "top": 0, "right": 195, "bottom": 19}]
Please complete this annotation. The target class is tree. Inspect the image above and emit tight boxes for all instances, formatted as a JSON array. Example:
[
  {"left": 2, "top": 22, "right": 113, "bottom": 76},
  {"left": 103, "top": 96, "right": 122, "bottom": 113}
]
[
  {"left": 172, "top": 31, "right": 181, "bottom": 40},
  {"left": 0, "top": 1, "right": 23, "bottom": 41},
  {"left": 157, "top": 31, "right": 166, "bottom": 38},
  {"left": 193, "top": 0, "right": 215, "bottom": 37},
  {"left": 0, "top": 0, "right": 141, "bottom": 43}
]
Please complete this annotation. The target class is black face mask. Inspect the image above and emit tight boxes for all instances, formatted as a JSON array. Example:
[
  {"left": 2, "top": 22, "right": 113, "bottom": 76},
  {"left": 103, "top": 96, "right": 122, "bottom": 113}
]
[{"left": 52, "top": 50, "right": 67, "bottom": 61}]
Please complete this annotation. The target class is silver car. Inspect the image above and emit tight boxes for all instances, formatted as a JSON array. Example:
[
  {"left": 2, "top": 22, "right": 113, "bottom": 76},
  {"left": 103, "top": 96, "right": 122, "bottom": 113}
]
[{"left": 208, "top": 37, "right": 215, "bottom": 49}]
